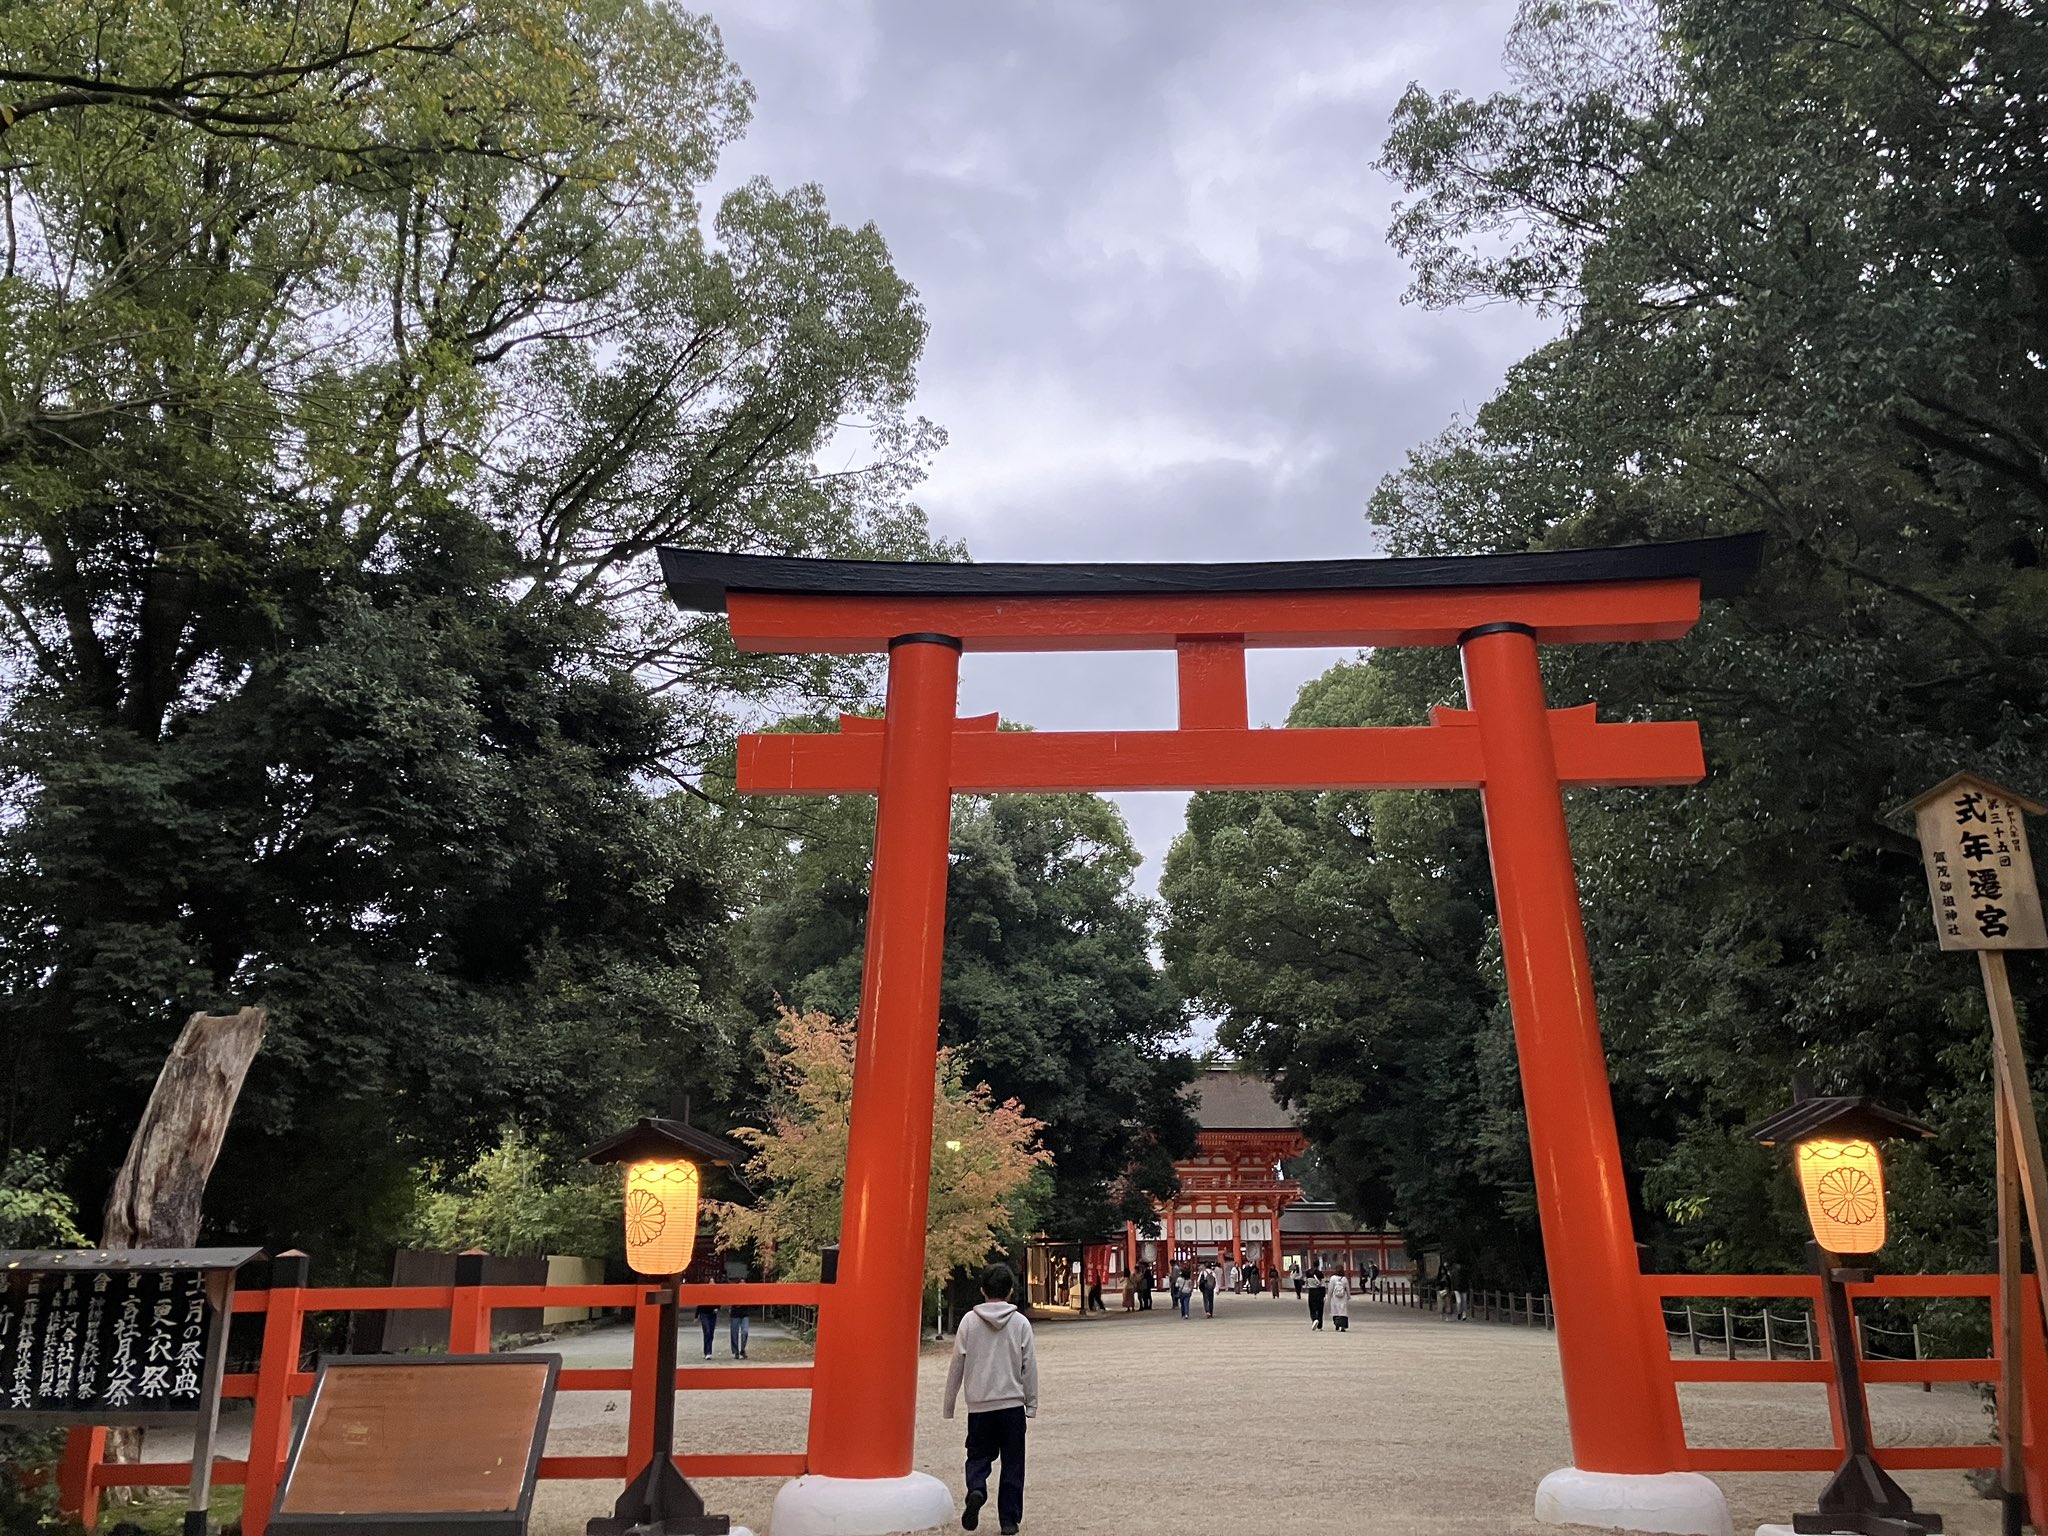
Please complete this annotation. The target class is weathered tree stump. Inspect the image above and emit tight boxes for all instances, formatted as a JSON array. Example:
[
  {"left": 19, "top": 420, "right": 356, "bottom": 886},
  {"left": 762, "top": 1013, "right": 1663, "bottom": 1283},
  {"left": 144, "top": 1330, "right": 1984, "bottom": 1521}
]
[
  {"left": 102, "top": 1006, "right": 268, "bottom": 1250},
  {"left": 100, "top": 1006, "right": 268, "bottom": 1475}
]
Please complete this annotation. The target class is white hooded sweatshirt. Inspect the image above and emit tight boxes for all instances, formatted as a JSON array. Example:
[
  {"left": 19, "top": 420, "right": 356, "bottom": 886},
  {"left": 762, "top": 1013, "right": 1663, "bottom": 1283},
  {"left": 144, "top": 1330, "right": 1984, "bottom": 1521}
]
[{"left": 942, "top": 1301, "right": 1039, "bottom": 1419}]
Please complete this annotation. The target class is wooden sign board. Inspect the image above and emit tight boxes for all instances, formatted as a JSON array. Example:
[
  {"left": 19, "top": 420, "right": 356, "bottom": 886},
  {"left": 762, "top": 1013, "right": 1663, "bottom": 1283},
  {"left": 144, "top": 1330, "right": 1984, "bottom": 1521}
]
[
  {"left": 271, "top": 1354, "right": 559, "bottom": 1536},
  {"left": 1910, "top": 773, "right": 2047, "bottom": 951},
  {"left": 0, "top": 1248, "right": 254, "bottom": 1425}
]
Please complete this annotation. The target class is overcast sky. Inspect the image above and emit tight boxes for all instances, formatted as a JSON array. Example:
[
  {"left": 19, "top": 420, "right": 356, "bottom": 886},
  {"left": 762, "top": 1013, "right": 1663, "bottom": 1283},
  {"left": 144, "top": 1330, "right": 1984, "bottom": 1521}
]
[{"left": 712, "top": 1, "right": 1556, "bottom": 896}]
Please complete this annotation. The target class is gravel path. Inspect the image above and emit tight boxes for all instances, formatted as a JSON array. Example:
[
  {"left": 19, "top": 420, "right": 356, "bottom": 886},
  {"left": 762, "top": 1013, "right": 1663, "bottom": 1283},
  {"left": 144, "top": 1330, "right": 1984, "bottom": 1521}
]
[{"left": 526, "top": 1288, "right": 2002, "bottom": 1535}]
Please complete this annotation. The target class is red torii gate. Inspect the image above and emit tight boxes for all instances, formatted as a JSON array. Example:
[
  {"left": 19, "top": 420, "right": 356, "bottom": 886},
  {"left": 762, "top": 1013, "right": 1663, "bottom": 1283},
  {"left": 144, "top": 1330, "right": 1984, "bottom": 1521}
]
[{"left": 662, "top": 533, "right": 1762, "bottom": 1536}]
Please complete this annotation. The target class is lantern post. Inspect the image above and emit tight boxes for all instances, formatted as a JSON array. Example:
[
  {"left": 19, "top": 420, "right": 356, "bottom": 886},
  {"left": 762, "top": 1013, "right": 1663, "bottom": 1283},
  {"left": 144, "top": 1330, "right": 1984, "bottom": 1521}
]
[
  {"left": 584, "top": 1117, "right": 742, "bottom": 1536},
  {"left": 1749, "top": 1096, "right": 1940, "bottom": 1536}
]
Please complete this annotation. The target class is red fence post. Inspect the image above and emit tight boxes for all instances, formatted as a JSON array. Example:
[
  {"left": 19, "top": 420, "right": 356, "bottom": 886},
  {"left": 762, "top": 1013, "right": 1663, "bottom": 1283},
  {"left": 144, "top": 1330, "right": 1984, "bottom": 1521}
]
[
  {"left": 448, "top": 1250, "right": 490, "bottom": 1353},
  {"left": 626, "top": 1283, "right": 661, "bottom": 1477},
  {"left": 2021, "top": 1277, "right": 2048, "bottom": 1522},
  {"left": 1460, "top": 624, "right": 1688, "bottom": 1476},
  {"left": 55, "top": 1426, "right": 108, "bottom": 1530},
  {"left": 242, "top": 1251, "right": 309, "bottom": 1536}
]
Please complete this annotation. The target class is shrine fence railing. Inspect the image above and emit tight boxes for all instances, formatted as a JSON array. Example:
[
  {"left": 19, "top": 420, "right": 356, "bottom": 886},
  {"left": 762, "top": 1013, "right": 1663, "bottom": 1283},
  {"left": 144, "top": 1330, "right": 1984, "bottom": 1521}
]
[
  {"left": 54, "top": 1268, "right": 825, "bottom": 1536},
  {"left": 1370, "top": 1270, "right": 2048, "bottom": 1504},
  {"left": 1642, "top": 1273, "right": 2044, "bottom": 1489}
]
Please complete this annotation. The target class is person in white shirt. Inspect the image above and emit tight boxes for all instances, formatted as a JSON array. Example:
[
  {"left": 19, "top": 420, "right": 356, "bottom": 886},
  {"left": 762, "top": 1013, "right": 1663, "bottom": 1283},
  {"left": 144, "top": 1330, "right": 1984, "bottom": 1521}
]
[
  {"left": 1327, "top": 1268, "right": 1352, "bottom": 1332},
  {"left": 943, "top": 1264, "right": 1038, "bottom": 1534}
]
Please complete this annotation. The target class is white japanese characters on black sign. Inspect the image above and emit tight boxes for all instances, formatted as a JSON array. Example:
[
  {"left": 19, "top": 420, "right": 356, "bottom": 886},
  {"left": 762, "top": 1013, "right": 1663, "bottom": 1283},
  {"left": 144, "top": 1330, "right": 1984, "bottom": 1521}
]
[{"left": 0, "top": 1266, "right": 212, "bottom": 1419}]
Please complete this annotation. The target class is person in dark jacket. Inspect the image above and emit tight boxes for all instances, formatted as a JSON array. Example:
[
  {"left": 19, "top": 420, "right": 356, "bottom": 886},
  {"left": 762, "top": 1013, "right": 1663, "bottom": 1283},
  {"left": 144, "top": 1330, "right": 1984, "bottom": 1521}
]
[{"left": 694, "top": 1302, "right": 719, "bottom": 1359}]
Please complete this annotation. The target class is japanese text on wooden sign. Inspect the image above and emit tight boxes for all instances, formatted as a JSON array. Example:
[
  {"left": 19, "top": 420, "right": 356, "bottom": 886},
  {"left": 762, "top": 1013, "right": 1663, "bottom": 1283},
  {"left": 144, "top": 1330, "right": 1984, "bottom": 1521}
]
[
  {"left": 0, "top": 1265, "right": 212, "bottom": 1419},
  {"left": 1914, "top": 778, "right": 2047, "bottom": 950}
]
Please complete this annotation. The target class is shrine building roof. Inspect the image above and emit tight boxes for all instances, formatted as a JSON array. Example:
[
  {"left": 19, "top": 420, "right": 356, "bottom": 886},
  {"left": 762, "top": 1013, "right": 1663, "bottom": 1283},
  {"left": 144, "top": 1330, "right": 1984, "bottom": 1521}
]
[
  {"left": 1279, "top": 1203, "right": 1372, "bottom": 1237},
  {"left": 1188, "top": 1067, "right": 1296, "bottom": 1131}
]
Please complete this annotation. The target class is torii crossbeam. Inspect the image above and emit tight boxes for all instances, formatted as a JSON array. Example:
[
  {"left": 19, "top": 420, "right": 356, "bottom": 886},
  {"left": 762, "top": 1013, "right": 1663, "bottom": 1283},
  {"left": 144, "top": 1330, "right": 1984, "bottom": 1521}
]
[{"left": 662, "top": 533, "right": 1764, "bottom": 1536}]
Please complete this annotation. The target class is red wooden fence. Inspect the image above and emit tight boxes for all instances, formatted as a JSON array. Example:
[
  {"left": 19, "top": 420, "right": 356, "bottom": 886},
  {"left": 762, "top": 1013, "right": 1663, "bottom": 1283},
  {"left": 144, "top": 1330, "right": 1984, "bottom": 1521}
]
[
  {"left": 56, "top": 1274, "right": 825, "bottom": 1535},
  {"left": 57, "top": 1267, "right": 2046, "bottom": 1531},
  {"left": 1644, "top": 1272, "right": 2048, "bottom": 1510}
]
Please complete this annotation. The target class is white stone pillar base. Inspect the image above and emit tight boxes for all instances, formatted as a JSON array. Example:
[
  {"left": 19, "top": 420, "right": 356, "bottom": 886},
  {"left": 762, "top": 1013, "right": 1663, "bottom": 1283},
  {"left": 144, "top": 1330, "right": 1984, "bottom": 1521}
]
[
  {"left": 769, "top": 1472, "right": 954, "bottom": 1535},
  {"left": 1535, "top": 1468, "right": 1733, "bottom": 1536}
]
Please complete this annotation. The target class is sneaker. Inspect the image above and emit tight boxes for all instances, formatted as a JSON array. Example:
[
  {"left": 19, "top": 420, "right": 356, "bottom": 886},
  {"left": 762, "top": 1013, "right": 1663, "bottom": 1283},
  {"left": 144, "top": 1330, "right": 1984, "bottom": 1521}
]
[{"left": 962, "top": 1489, "right": 985, "bottom": 1530}]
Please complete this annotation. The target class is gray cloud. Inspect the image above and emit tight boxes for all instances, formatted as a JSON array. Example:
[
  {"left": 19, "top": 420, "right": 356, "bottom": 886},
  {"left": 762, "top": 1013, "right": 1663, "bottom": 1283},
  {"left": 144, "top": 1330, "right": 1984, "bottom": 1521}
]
[{"left": 709, "top": 1, "right": 1556, "bottom": 892}]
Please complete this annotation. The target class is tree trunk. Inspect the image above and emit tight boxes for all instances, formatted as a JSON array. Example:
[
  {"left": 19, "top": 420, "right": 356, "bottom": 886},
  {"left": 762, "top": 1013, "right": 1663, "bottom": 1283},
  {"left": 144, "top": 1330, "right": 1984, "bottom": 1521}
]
[
  {"left": 102, "top": 1007, "right": 267, "bottom": 1249},
  {"left": 100, "top": 1006, "right": 267, "bottom": 1479}
]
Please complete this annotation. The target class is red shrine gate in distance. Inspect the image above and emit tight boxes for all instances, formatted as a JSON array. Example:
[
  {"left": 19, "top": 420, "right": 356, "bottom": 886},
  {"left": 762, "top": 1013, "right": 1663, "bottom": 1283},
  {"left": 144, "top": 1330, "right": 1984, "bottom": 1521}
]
[
  {"left": 661, "top": 533, "right": 1765, "bottom": 1536},
  {"left": 1154, "top": 1066, "right": 1308, "bottom": 1277}
]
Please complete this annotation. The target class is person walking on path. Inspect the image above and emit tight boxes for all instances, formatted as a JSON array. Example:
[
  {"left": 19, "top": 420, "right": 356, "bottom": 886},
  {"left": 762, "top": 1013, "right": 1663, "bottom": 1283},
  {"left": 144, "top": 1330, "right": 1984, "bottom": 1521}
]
[
  {"left": 1306, "top": 1265, "right": 1326, "bottom": 1330},
  {"left": 728, "top": 1304, "right": 750, "bottom": 1359},
  {"left": 1172, "top": 1265, "right": 1191, "bottom": 1318},
  {"left": 1137, "top": 1263, "right": 1154, "bottom": 1311},
  {"left": 1327, "top": 1269, "right": 1352, "bottom": 1333},
  {"left": 944, "top": 1264, "right": 1038, "bottom": 1535},
  {"left": 1198, "top": 1263, "right": 1217, "bottom": 1318},
  {"left": 1293, "top": 1265, "right": 1305, "bottom": 1300},
  {"left": 693, "top": 1302, "right": 719, "bottom": 1359}
]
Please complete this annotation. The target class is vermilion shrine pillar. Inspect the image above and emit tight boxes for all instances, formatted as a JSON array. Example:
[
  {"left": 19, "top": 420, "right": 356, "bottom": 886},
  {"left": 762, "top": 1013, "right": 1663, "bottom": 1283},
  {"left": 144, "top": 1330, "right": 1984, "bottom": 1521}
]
[
  {"left": 1461, "top": 624, "right": 1690, "bottom": 1476},
  {"left": 791, "top": 636, "right": 961, "bottom": 1530}
]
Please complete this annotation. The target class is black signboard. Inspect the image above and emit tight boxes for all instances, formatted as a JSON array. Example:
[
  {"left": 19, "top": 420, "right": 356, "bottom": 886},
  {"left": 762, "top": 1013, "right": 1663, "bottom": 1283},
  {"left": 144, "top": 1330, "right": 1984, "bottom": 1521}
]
[{"left": 0, "top": 1248, "right": 257, "bottom": 1427}]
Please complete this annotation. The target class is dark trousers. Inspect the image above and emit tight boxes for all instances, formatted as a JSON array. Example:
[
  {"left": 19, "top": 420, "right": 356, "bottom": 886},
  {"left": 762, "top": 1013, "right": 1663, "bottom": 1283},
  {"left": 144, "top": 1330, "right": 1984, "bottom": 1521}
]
[
  {"left": 964, "top": 1406, "right": 1026, "bottom": 1527},
  {"left": 1308, "top": 1291, "right": 1325, "bottom": 1327},
  {"left": 1138, "top": 1287, "right": 1152, "bottom": 1310},
  {"left": 697, "top": 1310, "right": 718, "bottom": 1356}
]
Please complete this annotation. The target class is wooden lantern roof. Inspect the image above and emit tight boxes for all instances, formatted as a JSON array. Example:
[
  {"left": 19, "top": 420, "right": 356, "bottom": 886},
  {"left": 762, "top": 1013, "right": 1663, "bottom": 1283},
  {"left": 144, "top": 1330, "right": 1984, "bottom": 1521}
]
[
  {"left": 582, "top": 1116, "right": 744, "bottom": 1167},
  {"left": 1745, "top": 1097, "right": 1936, "bottom": 1147}
]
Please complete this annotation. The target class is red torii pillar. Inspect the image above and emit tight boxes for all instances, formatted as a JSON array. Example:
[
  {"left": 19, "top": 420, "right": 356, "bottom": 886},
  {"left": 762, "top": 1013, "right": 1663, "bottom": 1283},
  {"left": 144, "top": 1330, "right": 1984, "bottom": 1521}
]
[{"left": 663, "top": 534, "right": 1761, "bottom": 1536}]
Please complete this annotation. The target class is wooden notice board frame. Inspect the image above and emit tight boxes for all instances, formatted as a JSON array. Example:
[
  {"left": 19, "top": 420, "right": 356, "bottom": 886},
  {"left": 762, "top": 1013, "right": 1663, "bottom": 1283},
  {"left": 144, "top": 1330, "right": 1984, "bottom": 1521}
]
[{"left": 269, "top": 1354, "right": 560, "bottom": 1536}]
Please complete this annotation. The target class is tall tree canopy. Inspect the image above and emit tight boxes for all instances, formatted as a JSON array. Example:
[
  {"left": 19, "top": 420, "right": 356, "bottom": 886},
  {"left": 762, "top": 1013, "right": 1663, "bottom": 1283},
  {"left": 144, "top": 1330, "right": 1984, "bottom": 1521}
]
[
  {"left": 731, "top": 778, "right": 1199, "bottom": 1242},
  {"left": 0, "top": 0, "right": 942, "bottom": 1264},
  {"left": 1170, "top": 0, "right": 2048, "bottom": 1282}
]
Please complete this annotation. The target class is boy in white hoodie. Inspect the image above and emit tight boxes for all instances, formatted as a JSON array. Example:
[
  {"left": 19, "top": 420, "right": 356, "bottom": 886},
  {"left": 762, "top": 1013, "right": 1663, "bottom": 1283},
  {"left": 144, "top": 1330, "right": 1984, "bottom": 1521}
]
[{"left": 942, "top": 1263, "right": 1038, "bottom": 1534}]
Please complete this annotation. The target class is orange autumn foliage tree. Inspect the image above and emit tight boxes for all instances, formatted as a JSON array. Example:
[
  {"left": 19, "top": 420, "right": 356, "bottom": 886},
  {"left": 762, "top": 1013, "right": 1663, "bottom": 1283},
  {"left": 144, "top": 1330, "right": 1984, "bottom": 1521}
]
[{"left": 713, "top": 1007, "right": 1051, "bottom": 1288}]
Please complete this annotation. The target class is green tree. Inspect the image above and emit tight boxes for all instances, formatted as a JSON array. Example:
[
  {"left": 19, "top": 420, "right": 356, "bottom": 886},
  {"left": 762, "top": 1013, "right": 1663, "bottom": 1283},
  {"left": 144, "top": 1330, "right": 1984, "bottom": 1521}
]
[
  {"left": 712, "top": 1007, "right": 1052, "bottom": 1288},
  {"left": 407, "top": 1128, "right": 620, "bottom": 1260},
  {"left": 1354, "top": 0, "right": 2047, "bottom": 1273},
  {"left": 0, "top": 0, "right": 943, "bottom": 1266},
  {"left": 730, "top": 780, "right": 1199, "bottom": 1241}
]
